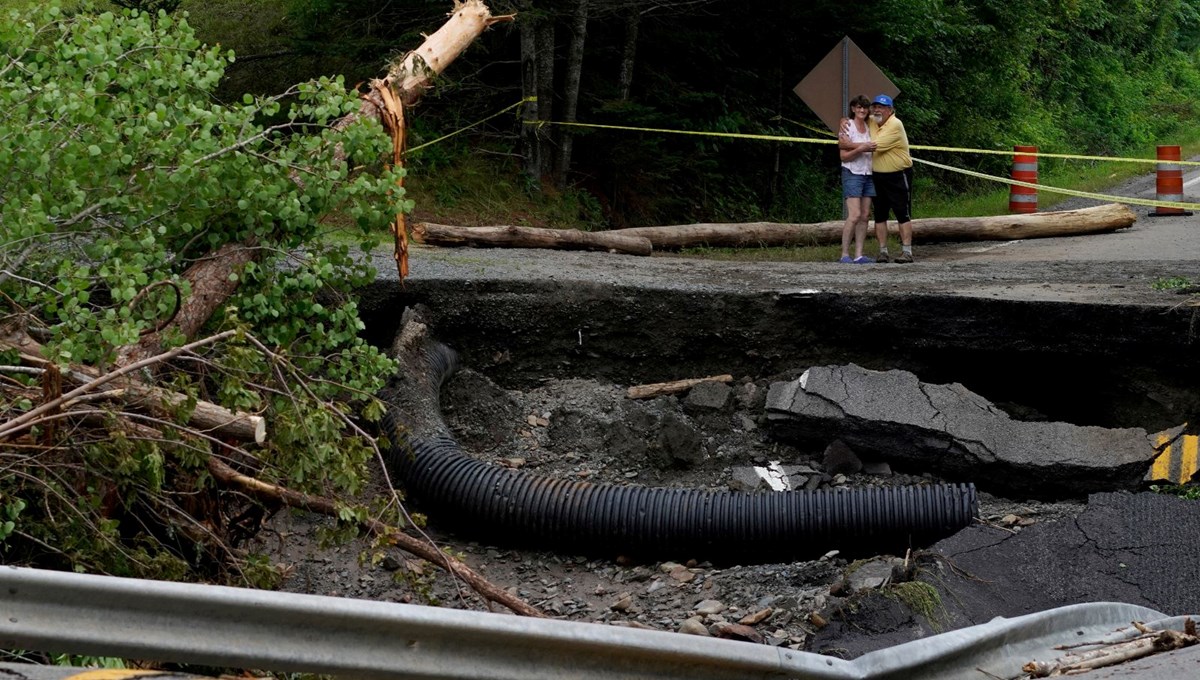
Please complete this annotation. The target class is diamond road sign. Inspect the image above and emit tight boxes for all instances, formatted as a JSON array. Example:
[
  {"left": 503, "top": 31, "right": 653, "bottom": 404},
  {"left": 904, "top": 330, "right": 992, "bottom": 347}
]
[{"left": 794, "top": 36, "right": 899, "bottom": 133}]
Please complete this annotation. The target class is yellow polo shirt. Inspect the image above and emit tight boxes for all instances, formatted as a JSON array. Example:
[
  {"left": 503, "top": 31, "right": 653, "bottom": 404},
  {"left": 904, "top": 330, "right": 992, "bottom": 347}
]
[{"left": 869, "top": 116, "right": 912, "bottom": 173}]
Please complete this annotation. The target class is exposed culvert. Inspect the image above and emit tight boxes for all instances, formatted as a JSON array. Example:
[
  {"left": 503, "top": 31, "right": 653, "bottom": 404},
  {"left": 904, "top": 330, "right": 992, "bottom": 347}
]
[{"left": 380, "top": 310, "right": 978, "bottom": 563}]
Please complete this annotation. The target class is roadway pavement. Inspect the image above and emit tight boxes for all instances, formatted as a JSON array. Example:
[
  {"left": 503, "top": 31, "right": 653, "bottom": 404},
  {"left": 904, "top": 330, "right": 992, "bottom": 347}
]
[{"left": 922, "top": 154, "right": 1200, "bottom": 263}]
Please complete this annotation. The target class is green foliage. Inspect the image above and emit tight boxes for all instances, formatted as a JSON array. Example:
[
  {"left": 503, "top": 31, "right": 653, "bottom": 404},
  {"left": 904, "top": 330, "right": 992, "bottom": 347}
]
[
  {"left": 883, "top": 580, "right": 945, "bottom": 630},
  {"left": 1151, "top": 483, "right": 1200, "bottom": 499},
  {"left": 1153, "top": 276, "right": 1195, "bottom": 290},
  {"left": 0, "top": 3, "right": 401, "bottom": 584}
]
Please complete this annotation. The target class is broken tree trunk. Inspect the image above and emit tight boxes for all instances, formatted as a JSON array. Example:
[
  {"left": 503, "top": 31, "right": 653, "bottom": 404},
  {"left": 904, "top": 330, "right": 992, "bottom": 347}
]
[
  {"left": 117, "top": 2, "right": 509, "bottom": 362},
  {"left": 344, "top": 0, "right": 514, "bottom": 128},
  {"left": 614, "top": 203, "right": 1136, "bottom": 250},
  {"left": 413, "top": 222, "right": 654, "bottom": 255},
  {"left": 117, "top": 241, "right": 260, "bottom": 367}
]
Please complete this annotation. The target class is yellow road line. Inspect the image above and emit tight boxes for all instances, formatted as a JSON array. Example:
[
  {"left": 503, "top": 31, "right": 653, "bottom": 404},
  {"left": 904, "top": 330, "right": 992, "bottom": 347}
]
[
  {"left": 1151, "top": 433, "right": 1174, "bottom": 480},
  {"left": 1182, "top": 434, "right": 1198, "bottom": 483}
]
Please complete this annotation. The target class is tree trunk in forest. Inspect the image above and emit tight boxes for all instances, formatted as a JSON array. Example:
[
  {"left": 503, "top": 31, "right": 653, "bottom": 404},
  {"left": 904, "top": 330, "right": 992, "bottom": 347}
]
[
  {"left": 617, "top": 9, "right": 639, "bottom": 101},
  {"left": 413, "top": 222, "right": 652, "bottom": 255},
  {"left": 534, "top": 5, "right": 557, "bottom": 183},
  {"left": 614, "top": 203, "right": 1136, "bottom": 250},
  {"left": 554, "top": 0, "right": 589, "bottom": 187},
  {"left": 518, "top": 0, "right": 540, "bottom": 185}
]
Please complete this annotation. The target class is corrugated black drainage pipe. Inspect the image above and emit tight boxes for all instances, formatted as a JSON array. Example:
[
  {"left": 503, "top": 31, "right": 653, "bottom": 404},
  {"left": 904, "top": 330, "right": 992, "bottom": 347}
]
[{"left": 383, "top": 342, "right": 978, "bottom": 562}]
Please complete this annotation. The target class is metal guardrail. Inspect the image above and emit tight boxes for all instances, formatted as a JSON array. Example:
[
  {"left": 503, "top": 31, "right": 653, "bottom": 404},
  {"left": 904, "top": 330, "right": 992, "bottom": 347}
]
[{"left": 0, "top": 566, "right": 1190, "bottom": 679}]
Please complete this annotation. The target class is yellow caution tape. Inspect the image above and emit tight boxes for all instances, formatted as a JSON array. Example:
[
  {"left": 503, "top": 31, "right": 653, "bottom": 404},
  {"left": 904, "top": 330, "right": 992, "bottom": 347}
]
[
  {"left": 913, "top": 143, "right": 1200, "bottom": 166},
  {"left": 405, "top": 97, "right": 532, "bottom": 154},
  {"left": 914, "top": 157, "right": 1200, "bottom": 211},
  {"left": 530, "top": 119, "right": 839, "bottom": 147},
  {"left": 525, "top": 117, "right": 1200, "bottom": 166},
  {"left": 771, "top": 115, "right": 838, "bottom": 138},
  {"left": 415, "top": 102, "right": 1199, "bottom": 209}
]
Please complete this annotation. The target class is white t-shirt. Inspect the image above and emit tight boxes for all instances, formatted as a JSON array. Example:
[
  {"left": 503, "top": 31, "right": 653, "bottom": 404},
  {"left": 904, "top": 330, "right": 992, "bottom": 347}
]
[{"left": 841, "top": 120, "right": 873, "bottom": 176}]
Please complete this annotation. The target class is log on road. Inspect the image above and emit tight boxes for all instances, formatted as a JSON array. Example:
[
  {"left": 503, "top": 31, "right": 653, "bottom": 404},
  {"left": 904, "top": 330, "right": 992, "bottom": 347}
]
[
  {"left": 413, "top": 222, "right": 654, "bottom": 256},
  {"left": 614, "top": 203, "right": 1136, "bottom": 250}
]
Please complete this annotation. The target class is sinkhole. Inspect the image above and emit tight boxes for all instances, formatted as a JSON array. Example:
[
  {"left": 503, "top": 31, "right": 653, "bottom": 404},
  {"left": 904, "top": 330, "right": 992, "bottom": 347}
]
[{"left": 360, "top": 279, "right": 1200, "bottom": 434}]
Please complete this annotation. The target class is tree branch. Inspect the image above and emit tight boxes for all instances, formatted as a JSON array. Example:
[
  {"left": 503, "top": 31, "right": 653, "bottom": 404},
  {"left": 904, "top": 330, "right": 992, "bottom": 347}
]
[{"left": 205, "top": 457, "right": 544, "bottom": 618}]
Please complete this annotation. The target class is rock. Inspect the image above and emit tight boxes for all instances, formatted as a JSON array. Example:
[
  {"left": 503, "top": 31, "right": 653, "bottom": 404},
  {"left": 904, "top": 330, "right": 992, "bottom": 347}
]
[
  {"left": 653, "top": 411, "right": 705, "bottom": 468},
  {"left": 862, "top": 460, "right": 892, "bottom": 476},
  {"left": 823, "top": 439, "right": 863, "bottom": 475},
  {"left": 684, "top": 381, "right": 733, "bottom": 411},
  {"left": 809, "top": 612, "right": 827, "bottom": 629},
  {"left": 736, "top": 381, "right": 767, "bottom": 411},
  {"left": 498, "top": 457, "right": 526, "bottom": 469},
  {"left": 846, "top": 558, "right": 903, "bottom": 592},
  {"left": 739, "top": 607, "right": 774, "bottom": 625},
  {"left": 669, "top": 566, "right": 696, "bottom": 583},
  {"left": 678, "top": 617, "right": 711, "bottom": 636},
  {"left": 730, "top": 466, "right": 765, "bottom": 492},
  {"left": 610, "top": 593, "right": 634, "bottom": 611},
  {"left": 711, "top": 622, "right": 765, "bottom": 643},
  {"left": 694, "top": 599, "right": 726, "bottom": 616}
]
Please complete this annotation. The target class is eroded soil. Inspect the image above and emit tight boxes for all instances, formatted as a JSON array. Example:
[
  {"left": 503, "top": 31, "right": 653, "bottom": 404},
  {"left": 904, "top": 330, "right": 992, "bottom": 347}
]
[{"left": 262, "top": 363, "right": 1085, "bottom": 651}]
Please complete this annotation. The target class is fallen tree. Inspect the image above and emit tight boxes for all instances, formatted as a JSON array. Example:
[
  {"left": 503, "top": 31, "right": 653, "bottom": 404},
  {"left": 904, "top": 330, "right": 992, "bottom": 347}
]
[
  {"left": 414, "top": 222, "right": 654, "bottom": 255},
  {"left": 406, "top": 204, "right": 1135, "bottom": 253},
  {"left": 615, "top": 203, "right": 1136, "bottom": 250},
  {"left": 0, "top": 2, "right": 531, "bottom": 613}
]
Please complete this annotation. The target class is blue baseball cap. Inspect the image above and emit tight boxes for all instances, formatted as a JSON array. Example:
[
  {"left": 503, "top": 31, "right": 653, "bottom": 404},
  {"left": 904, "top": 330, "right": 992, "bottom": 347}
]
[{"left": 872, "top": 94, "right": 894, "bottom": 107}]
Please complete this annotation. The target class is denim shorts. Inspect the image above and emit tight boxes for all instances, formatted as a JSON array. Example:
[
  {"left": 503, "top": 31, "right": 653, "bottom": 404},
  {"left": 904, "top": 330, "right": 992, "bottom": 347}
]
[{"left": 842, "top": 167, "right": 876, "bottom": 199}]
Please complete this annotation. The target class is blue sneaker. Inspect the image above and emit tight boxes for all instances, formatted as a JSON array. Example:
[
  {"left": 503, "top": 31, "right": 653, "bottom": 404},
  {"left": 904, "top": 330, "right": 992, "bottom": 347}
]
[
  {"left": 838, "top": 255, "right": 853, "bottom": 263},
  {"left": 852, "top": 256, "right": 873, "bottom": 264}
]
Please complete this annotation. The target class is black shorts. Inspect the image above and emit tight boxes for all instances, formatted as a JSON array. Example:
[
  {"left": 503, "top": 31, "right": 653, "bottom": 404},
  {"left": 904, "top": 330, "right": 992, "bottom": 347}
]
[{"left": 873, "top": 167, "right": 913, "bottom": 224}]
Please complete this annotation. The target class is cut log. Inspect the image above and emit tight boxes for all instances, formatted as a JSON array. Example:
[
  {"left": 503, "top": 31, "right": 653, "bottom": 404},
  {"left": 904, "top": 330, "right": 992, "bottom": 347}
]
[
  {"left": 414, "top": 222, "right": 654, "bottom": 256},
  {"left": 627, "top": 374, "right": 734, "bottom": 400},
  {"left": 614, "top": 203, "right": 1136, "bottom": 250}
]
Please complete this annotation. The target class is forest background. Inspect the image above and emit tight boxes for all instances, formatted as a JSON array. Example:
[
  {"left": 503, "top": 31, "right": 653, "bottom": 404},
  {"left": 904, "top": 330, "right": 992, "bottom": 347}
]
[
  {"left": 201, "top": 0, "right": 1200, "bottom": 228},
  {"left": 2, "top": 0, "right": 1200, "bottom": 604}
]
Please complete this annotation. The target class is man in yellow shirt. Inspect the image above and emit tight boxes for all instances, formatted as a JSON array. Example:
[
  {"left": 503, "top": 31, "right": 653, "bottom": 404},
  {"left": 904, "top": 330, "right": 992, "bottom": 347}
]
[{"left": 867, "top": 94, "right": 915, "bottom": 263}]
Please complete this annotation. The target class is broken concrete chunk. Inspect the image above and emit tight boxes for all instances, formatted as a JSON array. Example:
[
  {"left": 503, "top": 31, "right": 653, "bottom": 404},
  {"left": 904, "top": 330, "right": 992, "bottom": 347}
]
[{"left": 767, "top": 364, "right": 1156, "bottom": 498}]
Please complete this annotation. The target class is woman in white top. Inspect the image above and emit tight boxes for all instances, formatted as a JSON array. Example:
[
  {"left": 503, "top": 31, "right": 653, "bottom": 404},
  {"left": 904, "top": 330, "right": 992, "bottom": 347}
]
[{"left": 837, "top": 95, "right": 877, "bottom": 264}]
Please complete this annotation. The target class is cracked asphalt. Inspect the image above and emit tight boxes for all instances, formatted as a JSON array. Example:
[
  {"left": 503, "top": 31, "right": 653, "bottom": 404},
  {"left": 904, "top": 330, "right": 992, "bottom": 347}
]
[{"left": 810, "top": 491, "right": 1200, "bottom": 662}]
